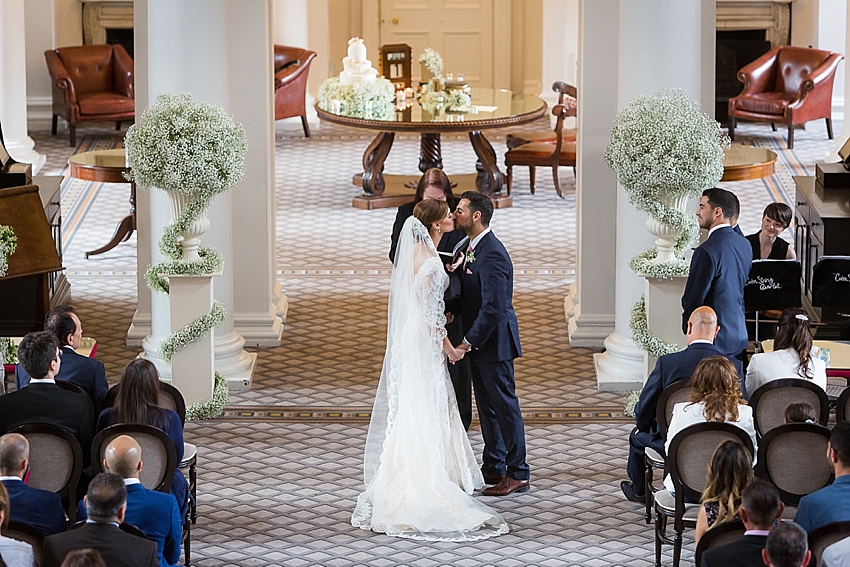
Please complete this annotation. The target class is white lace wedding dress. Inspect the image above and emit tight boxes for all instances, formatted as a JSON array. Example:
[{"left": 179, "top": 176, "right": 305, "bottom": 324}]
[{"left": 351, "top": 217, "right": 508, "bottom": 542}]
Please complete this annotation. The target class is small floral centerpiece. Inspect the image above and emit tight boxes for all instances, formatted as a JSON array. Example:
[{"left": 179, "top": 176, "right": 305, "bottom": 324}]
[
  {"left": 416, "top": 48, "right": 470, "bottom": 114},
  {"left": 419, "top": 47, "right": 444, "bottom": 79},
  {"left": 317, "top": 77, "right": 395, "bottom": 120},
  {"left": 0, "top": 225, "right": 17, "bottom": 278}
]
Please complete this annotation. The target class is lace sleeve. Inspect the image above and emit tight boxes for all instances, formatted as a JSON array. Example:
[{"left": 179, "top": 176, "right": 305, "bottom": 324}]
[{"left": 415, "top": 256, "right": 449, "bottom": 345}]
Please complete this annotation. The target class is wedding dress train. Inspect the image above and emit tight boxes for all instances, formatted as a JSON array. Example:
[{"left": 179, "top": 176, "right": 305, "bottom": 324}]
[{"left": 351, "top": 217, "right": 508, "bottom": 541}]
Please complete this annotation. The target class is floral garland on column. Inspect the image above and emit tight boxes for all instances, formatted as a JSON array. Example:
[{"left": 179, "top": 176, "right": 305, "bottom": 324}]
[
  {"left": 125, "top": 93, "right": 248, "bottom": 420},
  {"left": 606, "top": 88, "right": 729, "bottom": 359},
  {"left": 0, "top": 225, "right": 17, "bottom": 278}
]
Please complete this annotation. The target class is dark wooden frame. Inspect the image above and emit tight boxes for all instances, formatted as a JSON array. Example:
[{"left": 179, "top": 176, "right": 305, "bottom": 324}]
[
  {"left": 755, "top": 423, "right": 833, "bottom": 506},
  {"left": 90, "top": 423, "right": 177, "bottom": 493}
]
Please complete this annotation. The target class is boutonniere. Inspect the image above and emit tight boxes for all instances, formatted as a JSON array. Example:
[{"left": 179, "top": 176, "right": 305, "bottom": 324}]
[{"left": 466, "top": 250, "right": 476, "bottom": 264}]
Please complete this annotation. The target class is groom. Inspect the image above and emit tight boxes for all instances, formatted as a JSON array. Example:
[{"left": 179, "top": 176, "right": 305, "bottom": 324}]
[{"left": 453, "top": 191, "right": 529, "bottom": 496}]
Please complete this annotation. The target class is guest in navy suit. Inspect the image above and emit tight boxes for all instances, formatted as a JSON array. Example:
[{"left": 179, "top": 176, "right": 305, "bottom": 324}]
[
  {"left": 794, "top": 421, "right": 850, "bottom": 533},
  {"left": 682, "top": 188, "right": 753, "bottom": 359},
  {"left": 78, "top": 436, "right": 181, "bottom": 567},
  {"left": 96, "top": 360, "right": 188, "bottom": 520},
  {"left": 0, "top": 433, "right": 67, "bottom": 535},
  {"left": 620, "top": 306, "right": 744, "bottom": 502},
  {"left": 16, "top": 307, "right": 108, "bottom": 417},
  {"left": 453, "top": 191, "right": 528, "bottom": 497}
]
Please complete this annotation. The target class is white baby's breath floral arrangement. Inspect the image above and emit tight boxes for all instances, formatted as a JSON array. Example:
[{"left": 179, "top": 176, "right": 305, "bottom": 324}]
[
  {"left": 444, "top": 88, "right": 472, "bottom": 112},
  {"left": 0, "top": 225, "right": 17, "bottom": 278},
  {"left": 125, "top": 92, "right": 244, "bottom": 420},
  {"left": 0, "top": 337, "right": 14, "bottom": 365},
  {"left": 185, "top": 372, "right": 229, "bottom": 420},
  {"left": 629, "top": 295, "right": 681, "bottom": 358},
  {"left": 624, "top": 390, "right": 642, "bottom": 418},
  {"left": 317, "top": 77, "right": 395, "bottom": 120},
  {"left": 606, "top": 88, "right": 728, "bottom": 279},
  {"left": 419, "top": 48, "right": 444, "bottom": 77}
]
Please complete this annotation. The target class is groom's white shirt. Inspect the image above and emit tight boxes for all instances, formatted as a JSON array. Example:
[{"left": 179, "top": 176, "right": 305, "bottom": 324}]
[{"left": 469, "top": 227, "right": 491, "bottom": 250}]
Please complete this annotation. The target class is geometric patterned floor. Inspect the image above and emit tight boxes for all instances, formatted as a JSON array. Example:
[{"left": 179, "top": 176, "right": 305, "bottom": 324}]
[{"left": 23, "top": 114, "right": 841, "bottom": 566}]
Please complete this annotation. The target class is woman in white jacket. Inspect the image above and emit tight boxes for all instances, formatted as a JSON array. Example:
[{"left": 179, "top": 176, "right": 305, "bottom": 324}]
[{"left": 746, "top": 308, "right": 826, "bottom": 396}]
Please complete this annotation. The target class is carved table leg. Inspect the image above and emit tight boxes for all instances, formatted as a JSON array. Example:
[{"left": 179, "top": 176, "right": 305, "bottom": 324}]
[
  {"left": 419, "top": 133, "right": 443, "bottom": 172},
  {"left": 361, "top": 132, "right": 395, "bottom": 196},
  {"left": 469, "top": 131, "right": 504, "bottom": 195},
  {"left": 85, "top": 182, "right": 138, "bottom": 259}
]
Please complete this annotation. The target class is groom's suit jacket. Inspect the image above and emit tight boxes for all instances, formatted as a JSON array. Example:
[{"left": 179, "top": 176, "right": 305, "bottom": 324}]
[{"left": 460, "top": 231, "right": 522, "bottom": 362}]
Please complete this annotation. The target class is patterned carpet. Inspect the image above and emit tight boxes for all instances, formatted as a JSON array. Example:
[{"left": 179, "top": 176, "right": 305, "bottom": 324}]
[{"left": 24, "top": 115, "right": 840, "bottom": 566}]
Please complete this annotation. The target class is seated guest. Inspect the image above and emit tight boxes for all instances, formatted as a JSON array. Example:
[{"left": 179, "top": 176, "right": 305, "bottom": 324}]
[
  {"left": 43, "top": 473, "right": 157, "bottom": 567},
  {"left": 746, "top": 308, "right": 827, "bottom": 395},
  {"left": 763, "top": 522, "right": 810, "bottom": 567},
  {"left": 78, "top": 436, "right": 180, "bottom": 567},
  {"left": 700, "top": 479, "right": 784, "bottom": 567},
  {"left": 695, "top": 440, "right": 753, "bottom": 546},
  {"left": 794, "top": 421, "right": 850, "bottom": 533},
  {"left": 0, "top": 483, "right": 34, "bottom": 567},
  {"left": 0, "top": 332, "right": 94, "bottom": 467},
  {"left": 746, "top": 203, "right": 796, "bottom": 260},
  {"left": 61, "top": 549, "right": 106, "bottom": 567},
  {"left": 16, "top": 307, "right": 108, "bottom": 417},
  {"left": 97, "top": 360, "right": 188, "bottom": 520},
  {"left": 664, "top": 356, "right": 757, "bottom": 492},
  {"left": 784, "top": 402, "right": 817, "bottom": 424},
  {"left": 0, "top": 433, "right": 67, "bottom": 535},
  {"left": 621, "top": 306, "right": 743, "bottom": 503}
]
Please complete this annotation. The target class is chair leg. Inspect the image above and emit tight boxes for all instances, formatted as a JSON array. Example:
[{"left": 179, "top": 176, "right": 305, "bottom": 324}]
[
  {"left": 771, "top": 123, "right": 777, "bottom": 131},
  {"left": 728, "top": 117, "right": 736, "bottom": 141},
  {"left": 115, "top": 121, "right": 121, "bottom": 131},
  {"left": 787, "top": 124, "right": 794, "bottom": 149},
  {"left": 506, "top": 165, "right": 513, "bottom": 196},
  {"left": 673, "top": 527, "right": 683, "bottom": 567},
  {"left": 529, "top": 167, "right": 536, "bottom": 195},
  {"left": 644, "top": 464, "right": 653, "bottom": 525},
  {"left": 69, "top": 124, "right": 76, "bottom": 147},
  {"left": 654, "top": 508, "right": 664, "bottom": 567},
  {"left": 51, "top": 115, "right": 58, "bottom": 136},
  {"left": 552, "top": 166, "right": 563, "bottom": 198},
  {"left": 826, "top": 118, "right": 834, "bottom": 139},
  {"left": 301, "top": 115, "right": 311, "bottom": 137}
]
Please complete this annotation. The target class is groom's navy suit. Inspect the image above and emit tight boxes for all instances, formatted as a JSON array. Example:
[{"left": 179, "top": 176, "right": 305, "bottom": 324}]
[
  {"left": 681, "top": 226, "right": 752, "bottom": 357},
  {"left": 460, "top": 230, "right": 529, "bottom": 481}
]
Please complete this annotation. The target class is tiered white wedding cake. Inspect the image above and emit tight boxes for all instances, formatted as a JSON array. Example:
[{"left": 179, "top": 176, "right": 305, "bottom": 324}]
[{"left": 339, "top": 38, "right": 378, "bottom": 85}]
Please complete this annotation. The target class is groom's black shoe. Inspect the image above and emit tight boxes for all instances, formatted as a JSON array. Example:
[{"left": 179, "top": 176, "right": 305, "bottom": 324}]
[
  {"left": 620, "top": 480, "right": 645, "bottom": 503},
  {"left": 482, "top": 476, "right": 529, "bottom": 496},
  {"left": 482, "top": 471, "right": 505, "bottom": 485}
]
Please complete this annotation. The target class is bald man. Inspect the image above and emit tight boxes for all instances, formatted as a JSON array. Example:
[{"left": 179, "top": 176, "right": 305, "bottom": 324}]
[
  {"left": 0, "top": 433, "right": 67, "bottom": 535},
  {"left": 621, "top": 307, "right": 745, "bottom": 503},
  {"left": 78, "top": 436, "right": 181, "bottom": 567}
]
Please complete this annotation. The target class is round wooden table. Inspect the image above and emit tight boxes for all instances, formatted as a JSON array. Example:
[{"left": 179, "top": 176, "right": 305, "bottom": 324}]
[
  {"left": 316, "top": 88, "right": 547, "bottom": 209},
  {"left": 68, "top": 149, "right": 135, "bottom": 258},
  {"left": 721, "top": 144, "right": 777, "bottom": 182}
]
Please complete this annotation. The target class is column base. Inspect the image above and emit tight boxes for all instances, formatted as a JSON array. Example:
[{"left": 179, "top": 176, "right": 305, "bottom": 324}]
[
  {"left": 214, "top": 330, "right": 256, "bottom": 391},
  {"left": 221, "top": 351, "right": 257, "bottom": 392},
  {"left": 5, "top": 136, "right": 46, "bottom": 174},
  {"left": 126, "top": 308, "right": 151, "bottom": 347},
  {"left": 593, "top": 331, "right": 645, "bottom": 392},
  {"left": 233, "top": 311, "right": 284, "bottom": 347},
  {"left": 565, "top": 286, "right": 614, "bottom": 348}
]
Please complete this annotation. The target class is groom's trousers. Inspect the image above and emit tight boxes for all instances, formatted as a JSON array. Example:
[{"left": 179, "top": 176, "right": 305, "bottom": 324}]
[
  {"left": 446, "top": 315, "right": 473, "bottom": 431},
  {"left": 470, "top": 358, "right": 529, "bottom": 481}
]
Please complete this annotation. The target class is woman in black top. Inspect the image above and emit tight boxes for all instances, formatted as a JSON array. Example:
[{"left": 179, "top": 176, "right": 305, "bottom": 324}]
[{"left": 745, "top": 202, "right": 796, "bottom": 260}]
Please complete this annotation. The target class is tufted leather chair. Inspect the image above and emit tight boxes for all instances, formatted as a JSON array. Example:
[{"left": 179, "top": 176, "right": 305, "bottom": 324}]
[
  {"left": 274, "top": 45, "right": 317, "bottom": 137},
  {"left": 728, "top": 46, "right": 843, "bottom": 149},
  {"left": 45, "top": 44, "right": 135, "bottom": 147}
]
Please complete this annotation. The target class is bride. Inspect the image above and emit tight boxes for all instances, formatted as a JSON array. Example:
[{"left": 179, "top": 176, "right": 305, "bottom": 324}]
[{"left": 352, "top": 199, "right": 508, "bottom": 541}]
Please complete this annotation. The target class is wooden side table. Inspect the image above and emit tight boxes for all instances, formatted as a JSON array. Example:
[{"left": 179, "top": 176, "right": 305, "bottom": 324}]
[
  {"left": 721, "top": 145, "right": 777, "bottom": 182},
  {"left": 68, "top": 149, "right": 135, "bottom": 258}
]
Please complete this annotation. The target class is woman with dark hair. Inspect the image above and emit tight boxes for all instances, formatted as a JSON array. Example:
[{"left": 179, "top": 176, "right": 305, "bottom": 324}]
[
  {"left": 694, "top": 440, "right": 753, "bottom": 546},
  {"left": 96, "top": 359, "right": 189, "bottom": 519},
  {"left": 664, "top": 356, "right": 756, "bottom": 492},
  {"left": 0, "top": 483, "right": 33, "bottom": 567},
  {"left": 60, "top": 549, "right": 106, "bottom": 567},
  {"left": 746, "top": 307, "right": 827, "bottom": 394},
  {"left": 746, "top": 202, "right": 796, "bottom": 260}
]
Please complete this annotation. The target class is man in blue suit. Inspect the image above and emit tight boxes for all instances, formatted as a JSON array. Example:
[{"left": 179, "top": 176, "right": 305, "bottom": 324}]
[
  {"left": 453, "top": 191, "right": 528, "bottom": 496},
  {"left": 78, "top": 436, "right": 181, "bottom": 567},
  {"left": 794, "top": 421, "right": 850, "bottom": 533},
  {"left": 16, "top": 307, "right": 107, "bottom": 417},
  {"left": 0, "top": 433, "right": 67, "bottom": 535},
  {"left": 682, "top": 188, "right": 752, "bottom": 360},
  {"left": 620, "top": 306, "right": 744, "bottom": 502}
]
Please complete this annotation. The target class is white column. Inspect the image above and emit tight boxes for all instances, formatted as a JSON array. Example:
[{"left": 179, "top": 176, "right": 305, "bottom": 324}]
[
  {"left": 566, "top": 0, "right": 617, "bottom": 348},
  {"left": 589, "top": 0, "right": 712, "bottom": 391},
  {"left": 0, "top": 0, "right": 45, "bottom": 172},
  {"left": 831, "top": 0, "right": 850, "bottom": 155},
  {"left": 540, "top": 0, "right": 578, "bottom": 128}
]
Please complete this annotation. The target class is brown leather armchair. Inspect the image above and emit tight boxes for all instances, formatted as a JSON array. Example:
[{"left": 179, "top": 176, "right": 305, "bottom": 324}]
[
  {"left": 44, "top": 44, "right": 135, "bottom": 147},
  {"left": 728, "top": 45, "right": 843, "bottom": 149},
  {"left": 274, "top": 45, "right": 317, "bottom": 137}
]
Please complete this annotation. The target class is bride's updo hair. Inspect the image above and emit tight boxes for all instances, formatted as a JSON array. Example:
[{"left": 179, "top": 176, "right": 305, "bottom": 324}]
[{"left": 413, "top": 198, "right": 449, "bottom": 231}]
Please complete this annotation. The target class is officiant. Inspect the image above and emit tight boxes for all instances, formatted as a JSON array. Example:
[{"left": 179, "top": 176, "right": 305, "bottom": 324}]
[{"left": 388, "top": 168, "right": 472, "bottom": 430}]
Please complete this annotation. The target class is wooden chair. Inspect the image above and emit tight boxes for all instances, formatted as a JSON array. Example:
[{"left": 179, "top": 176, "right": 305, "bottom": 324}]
[
  {"left": 274, "top": 45, "right": 317, "bottom": 137},
  {"left": 836, "top": 387, "right": 850, "bottom": 424},
  {"left": 44, "top": 44, "right": 135, "bottom": 147},
  {"left": 693, "top": 520, "right": 746, "bottom": 567},
  {"left": 54, "top": 380, "right": 86, "bottom": 396},
  {"left": 4, "top": 520, "right": 45, "bottom": 567},
  {"left": 755, "top": 423, "right": 832, "bottom": 513},
  {"left": 748, "top": 379, "right": 830, "bottom": 436},
  {"left": 808, "top": 521, "right": 850, "bottom": 567},
  {"left": 728, "top": 46, "right": 843, "bottom": 149},
  {"left": 91, "top": 424, "right": 177, "bottom": 493},
  {"left": 653, "top": 422, "right": 754, "bottom": 567},
  {"left": 505, "top": 103, "right": 576, "bottom": 198},
  {"left": 643, "top": 379, "right": 692, "bottom": 524}
]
